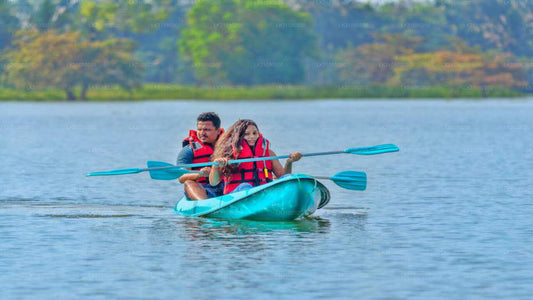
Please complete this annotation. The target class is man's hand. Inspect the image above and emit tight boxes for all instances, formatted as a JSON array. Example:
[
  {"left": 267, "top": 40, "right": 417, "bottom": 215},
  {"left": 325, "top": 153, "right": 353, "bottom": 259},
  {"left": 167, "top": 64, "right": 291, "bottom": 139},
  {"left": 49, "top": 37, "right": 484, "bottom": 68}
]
[
  {"left": 214, "top": 158, "right": 228, "bottom": 168},
  {"left": 199, "top": 167, "right": 211, "bottom": 177}
]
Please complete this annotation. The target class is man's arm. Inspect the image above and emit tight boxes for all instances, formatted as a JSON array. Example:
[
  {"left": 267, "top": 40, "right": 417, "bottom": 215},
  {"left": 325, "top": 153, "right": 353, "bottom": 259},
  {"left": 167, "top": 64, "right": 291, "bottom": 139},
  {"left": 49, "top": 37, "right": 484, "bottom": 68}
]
[
  {"left": 178, "top": 170, "right": 208, "bottom": 184},
  {"left": 176, "top": 144, "right": 210, "bottom": 183},
  {"left": 177, "top": 144, "right": 194, "bottom": 165}
]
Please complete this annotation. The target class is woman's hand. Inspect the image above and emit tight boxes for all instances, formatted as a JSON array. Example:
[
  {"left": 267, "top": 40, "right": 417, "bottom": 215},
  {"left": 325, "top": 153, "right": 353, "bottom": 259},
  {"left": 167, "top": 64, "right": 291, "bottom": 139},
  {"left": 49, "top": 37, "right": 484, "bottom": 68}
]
[
  {"left": 209, "top": 158, "right": 228, "bottom": 186},
  {"left": 287, "top": 152, "right": 302, "bottom": 163}
]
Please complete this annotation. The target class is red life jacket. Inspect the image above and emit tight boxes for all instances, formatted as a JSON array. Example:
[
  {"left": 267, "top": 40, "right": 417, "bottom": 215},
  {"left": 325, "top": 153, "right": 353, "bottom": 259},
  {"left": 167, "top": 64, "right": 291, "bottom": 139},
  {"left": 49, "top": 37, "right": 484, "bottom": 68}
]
[
  {"left": 182, "top": 129, "right": 220, "bottom": 184},
  {"left": 224, "top": 135, "right": 274, "bottom": 194}
]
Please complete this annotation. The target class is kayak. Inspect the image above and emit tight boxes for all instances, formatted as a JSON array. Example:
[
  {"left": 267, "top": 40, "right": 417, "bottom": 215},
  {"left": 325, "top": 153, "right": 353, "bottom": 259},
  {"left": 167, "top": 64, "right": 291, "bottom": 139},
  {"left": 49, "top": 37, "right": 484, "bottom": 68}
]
[{"left": 174, "top": 174, "right": 330, "bottom": 221}]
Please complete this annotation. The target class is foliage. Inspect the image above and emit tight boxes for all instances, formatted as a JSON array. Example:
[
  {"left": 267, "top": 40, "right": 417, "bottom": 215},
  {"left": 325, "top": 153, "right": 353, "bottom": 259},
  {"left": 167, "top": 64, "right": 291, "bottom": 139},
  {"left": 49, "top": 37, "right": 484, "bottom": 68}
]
[
  {"left": 0, "top": 0, "right": 19, "bottom": 50},
  {"left": 376, "top": 1, "right": 450, "bottom": 51},
  {"left": 179, "top": 0, "right": 317, "bottom": 85},
  {"left": 30, "top": 0, "right": 77, "bottom": 32},
  {"left": 0, "top": 84, "right": 522, "bottom": 101},
  {"left": 3, "top": 30, "right": 143, "bottom": 100},
  {"left": 78, "top": 0, "right": 172, "bottom": 39},
  {"left": 296, "top": 0, "right": 377, "bottom": 51},
  {"left": 389, "top": 50, "right": 528, "bottom": 90},
  {"left": 335, "top": 34, "right": 421, "bottom": 84},
  {"left": 439, "top": 0, "right": 533, "bottom": 56},
  {"left": 1, "top": 0, "right": 533, "bottom": 95}
]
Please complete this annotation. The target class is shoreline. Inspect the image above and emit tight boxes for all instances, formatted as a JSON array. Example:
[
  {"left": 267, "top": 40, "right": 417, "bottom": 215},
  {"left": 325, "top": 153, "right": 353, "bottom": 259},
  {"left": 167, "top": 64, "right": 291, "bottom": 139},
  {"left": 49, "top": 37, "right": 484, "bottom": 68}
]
[{"left": 0, "top": 84, "right": 526, "bottom": 101}]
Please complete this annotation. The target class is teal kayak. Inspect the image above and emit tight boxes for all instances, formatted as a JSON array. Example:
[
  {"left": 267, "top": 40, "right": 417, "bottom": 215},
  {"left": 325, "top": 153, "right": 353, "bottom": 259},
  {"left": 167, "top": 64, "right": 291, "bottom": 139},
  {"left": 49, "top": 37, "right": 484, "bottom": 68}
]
[{"left": 174, "top": 174, "right": 330, "bottom": 221}]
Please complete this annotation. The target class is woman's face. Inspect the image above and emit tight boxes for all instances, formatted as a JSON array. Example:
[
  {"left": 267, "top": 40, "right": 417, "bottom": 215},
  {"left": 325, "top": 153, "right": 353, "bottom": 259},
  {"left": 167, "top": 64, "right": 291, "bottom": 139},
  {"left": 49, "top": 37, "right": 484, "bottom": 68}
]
[{"left": 243, "top": 125, "right": 259, "bottom": 147}]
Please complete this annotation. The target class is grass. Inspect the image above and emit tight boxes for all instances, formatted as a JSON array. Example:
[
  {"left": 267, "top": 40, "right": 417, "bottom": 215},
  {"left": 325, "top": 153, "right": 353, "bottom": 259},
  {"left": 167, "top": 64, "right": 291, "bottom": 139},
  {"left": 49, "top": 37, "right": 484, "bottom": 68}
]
[{"left": 0, "top": 84, "right": 525, "bottom": 101}]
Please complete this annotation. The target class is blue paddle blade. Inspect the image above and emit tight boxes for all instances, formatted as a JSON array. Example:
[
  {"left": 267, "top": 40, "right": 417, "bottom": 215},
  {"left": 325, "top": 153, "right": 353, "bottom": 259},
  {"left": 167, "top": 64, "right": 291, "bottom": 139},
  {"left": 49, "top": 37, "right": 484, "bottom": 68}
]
[
  {"left": 330, "top": 171, "right": 367, "bottom": 191},
  {"left": 345, "top": 144, "right": 399, "bottom": 155},
  {"left": 87, "top": 168, "right": 143, "bottom": 176},
  {"left": 146, "top": 161, "right": 200, "bottom": 180}
]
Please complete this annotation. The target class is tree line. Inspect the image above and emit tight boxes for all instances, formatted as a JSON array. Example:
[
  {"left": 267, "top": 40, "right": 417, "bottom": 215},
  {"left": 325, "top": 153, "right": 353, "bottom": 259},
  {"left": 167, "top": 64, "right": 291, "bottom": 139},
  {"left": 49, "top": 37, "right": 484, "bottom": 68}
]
[{"left": 0, "top": 0, "right": 531, "bottom": 100}]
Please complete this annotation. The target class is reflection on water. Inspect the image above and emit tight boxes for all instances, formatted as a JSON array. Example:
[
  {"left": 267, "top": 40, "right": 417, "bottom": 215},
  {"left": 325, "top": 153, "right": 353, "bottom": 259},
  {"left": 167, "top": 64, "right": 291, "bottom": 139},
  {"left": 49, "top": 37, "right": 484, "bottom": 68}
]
[
  {"left": 44, "top": 214, "right": 136, "bottom": 218},
  {"left": 1, "top": 199, "right": 166, "bottom": 219},
  {"left": 176, "top": 216, "right": 332, "bottom": 240}
]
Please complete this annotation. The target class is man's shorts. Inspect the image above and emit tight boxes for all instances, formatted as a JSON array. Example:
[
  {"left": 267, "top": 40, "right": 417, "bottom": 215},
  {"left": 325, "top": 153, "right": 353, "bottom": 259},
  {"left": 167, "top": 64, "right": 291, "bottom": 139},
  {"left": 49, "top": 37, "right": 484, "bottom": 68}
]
[
  {"left": 184, "top": 183, "right": 224, "bottom": 199},
  {"left": 204, "top": 183, "right": 224, "bottom": 198}
]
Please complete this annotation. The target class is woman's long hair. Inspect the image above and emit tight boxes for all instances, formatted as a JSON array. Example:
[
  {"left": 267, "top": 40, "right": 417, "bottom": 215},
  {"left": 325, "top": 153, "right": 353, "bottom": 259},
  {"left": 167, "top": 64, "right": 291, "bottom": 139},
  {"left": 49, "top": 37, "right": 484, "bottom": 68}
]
[{"left": 212, "top": 119, "right": 259, "bottom": 177}]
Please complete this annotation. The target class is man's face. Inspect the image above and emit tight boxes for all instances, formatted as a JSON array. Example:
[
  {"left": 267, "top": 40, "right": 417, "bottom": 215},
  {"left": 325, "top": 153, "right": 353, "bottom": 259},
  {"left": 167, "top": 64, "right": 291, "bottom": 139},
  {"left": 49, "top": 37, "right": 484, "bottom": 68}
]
[{"left": 197, "top": 121, "right": 220, "bottom": 145}]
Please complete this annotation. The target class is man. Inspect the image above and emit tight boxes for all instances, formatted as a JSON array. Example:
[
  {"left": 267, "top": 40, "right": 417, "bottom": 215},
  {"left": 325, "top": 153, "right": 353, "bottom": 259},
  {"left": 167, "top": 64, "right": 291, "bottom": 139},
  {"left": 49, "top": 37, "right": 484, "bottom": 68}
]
[{"left": 177, "top": 112, "right": 224, "bottom": 200}]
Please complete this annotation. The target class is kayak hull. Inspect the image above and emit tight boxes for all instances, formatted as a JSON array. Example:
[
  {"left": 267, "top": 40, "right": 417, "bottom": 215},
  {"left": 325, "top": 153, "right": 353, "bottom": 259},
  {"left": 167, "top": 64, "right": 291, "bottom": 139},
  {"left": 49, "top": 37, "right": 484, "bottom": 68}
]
[{"left": 174, "top": 174, "right": 330, "bottom": 221}]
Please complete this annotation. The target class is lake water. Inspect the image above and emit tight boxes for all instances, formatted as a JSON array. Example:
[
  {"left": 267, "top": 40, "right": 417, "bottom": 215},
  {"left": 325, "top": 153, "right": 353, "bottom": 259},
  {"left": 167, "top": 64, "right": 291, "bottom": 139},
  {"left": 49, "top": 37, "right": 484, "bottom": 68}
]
[{"left": 1, "top": 99, "right": 532, "bottom": 299}]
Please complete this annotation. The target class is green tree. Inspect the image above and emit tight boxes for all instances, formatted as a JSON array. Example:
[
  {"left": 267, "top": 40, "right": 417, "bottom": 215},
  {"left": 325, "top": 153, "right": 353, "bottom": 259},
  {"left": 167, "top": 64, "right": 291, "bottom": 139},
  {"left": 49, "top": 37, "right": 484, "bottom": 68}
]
[
  {"left": 30, "top": 0, "right": 76, "bottom": 32},
  {"left": 4, "top": 30, "right": 143, "bottom": 100},
  {"left": 78, "top": 38, "right": 143, "bottom": 100},
  {"left": 389, "top": 49, "right": 527, "bottom": 92},
  {"left": 294, "top": 0, "right": 377, "bottom": 51},
  {"left": 78, "top": 0, "right": 171, "bottom": 40},
  {"left": 0, "top": 0, "right": 20, "bottom": 82},
  {"left": 180, "top": 0, "right": 317, "bottom": 85},
  {"left": 0, "top": 0, "right": 19, "bottom": 50},
  {"left": 439, "top": 0, "right": 533, "bottom": 56},
  {"left": 335, "top": 34, "right": 421, "bottom": 84},
  {"left": 377, "top": 1, "right": 450, "bottom": 51}
]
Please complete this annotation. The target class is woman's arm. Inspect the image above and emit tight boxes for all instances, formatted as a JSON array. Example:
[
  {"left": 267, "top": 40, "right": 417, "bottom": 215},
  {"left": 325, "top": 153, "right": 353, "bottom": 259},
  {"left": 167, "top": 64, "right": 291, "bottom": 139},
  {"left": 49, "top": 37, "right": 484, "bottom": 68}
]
[
  {"left": 209, "top": 158, "right": 227, "bottom": 186},
  {"left": 284, "top": 151, "right": 302, "bottom": 174},
  {"left": 270, "top": 150, "right": 285, "bottom": 178},
  {"left": 270, "top": 150, "right": 302, "bottom": 178}
]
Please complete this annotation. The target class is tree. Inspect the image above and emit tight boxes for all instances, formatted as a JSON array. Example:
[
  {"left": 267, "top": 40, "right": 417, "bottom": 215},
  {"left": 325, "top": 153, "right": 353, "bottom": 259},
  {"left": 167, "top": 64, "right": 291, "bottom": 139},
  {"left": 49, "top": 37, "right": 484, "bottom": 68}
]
[
  {"left": 440, "top": 0, "right": 533, "bottom": 56},
  {"left": 0, "top": 0, "right": 20, "bottom": 81},
  {"left": 30, "top": 0, "right": 77, "bottom": 32},
  {"left": 77, "top": 0, "right": 171, "bottom": 40},
  {"left": 294, "top": 0, "right": 377, "bottom": 51},
  {"left": 389, "top": 49, "right": 527, "bottom": 92},
  {"left": 377, "top": 1, "right": 450, "bottom": 51},
  {"left": 4, "top": 30, "right": 143, "bottom": 100},
  {"left": 179, "top": 0, "right": 317, "bottom": 85},
  {"left": 0, "top": 0, "right": 19, "bottom": 50},
  {"left": 335, "top": 34, "right": 421, "bottom": 84},
  {"left": 78, "top": 38, "right": 144, "bottom": 100}
]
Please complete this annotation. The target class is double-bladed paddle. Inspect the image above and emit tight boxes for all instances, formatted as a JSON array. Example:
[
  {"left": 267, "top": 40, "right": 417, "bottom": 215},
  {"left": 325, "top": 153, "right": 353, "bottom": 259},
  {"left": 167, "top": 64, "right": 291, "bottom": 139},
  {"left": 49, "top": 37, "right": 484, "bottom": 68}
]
[
  {"left": 86, "top": 144, "right": 399, "bottom": 177},
  {"left": 146, "top": 163, "right": 366, "bottom": 191},
  {"left": 140, "top": 162, "right": 367, "bottom": 191},
  {"left": 88, "top": 160, "right": 367, "bottom": 191}
]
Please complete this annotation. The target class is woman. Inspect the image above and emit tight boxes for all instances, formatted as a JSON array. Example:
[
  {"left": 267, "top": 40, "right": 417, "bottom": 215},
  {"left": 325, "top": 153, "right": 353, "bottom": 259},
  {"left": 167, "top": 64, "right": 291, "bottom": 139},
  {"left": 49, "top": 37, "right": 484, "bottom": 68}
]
[{"left": 209, "top": 119, "right": 302, "bottom": 194}]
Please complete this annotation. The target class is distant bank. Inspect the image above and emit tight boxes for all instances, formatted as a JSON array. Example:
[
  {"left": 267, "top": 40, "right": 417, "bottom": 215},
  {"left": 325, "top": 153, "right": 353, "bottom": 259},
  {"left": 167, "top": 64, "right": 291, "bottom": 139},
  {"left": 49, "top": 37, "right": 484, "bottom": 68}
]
[{"left": 0, "top": 84, "right": 524, "bottom": 101}]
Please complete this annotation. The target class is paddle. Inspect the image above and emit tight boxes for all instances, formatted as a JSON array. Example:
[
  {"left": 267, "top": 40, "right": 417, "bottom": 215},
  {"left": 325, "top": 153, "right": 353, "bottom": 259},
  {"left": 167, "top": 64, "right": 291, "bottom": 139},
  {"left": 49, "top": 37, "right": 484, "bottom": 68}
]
[
  {"left": 86, "top": 162, "right": 201, "bottom": 179},
  {"left": 315, "top": 171, "right": 367, "bottom": 191},
  {"left": 86, "top": 144, "right": 398, "bottom": 177},
  {"left": 146, "top": 163, "right": 366, "bottom": 192},
  {"left": 146, "top": 161, "right": 366, "bottom": 191},
  {"left": 146, "top": 161, "right": 202, "bottom": 180},
  {"left": 145, "top": 162, "right": 367, "bottom": 190},
  {"left": 147, "top": 161, "right": 366, "bottom": 191}
]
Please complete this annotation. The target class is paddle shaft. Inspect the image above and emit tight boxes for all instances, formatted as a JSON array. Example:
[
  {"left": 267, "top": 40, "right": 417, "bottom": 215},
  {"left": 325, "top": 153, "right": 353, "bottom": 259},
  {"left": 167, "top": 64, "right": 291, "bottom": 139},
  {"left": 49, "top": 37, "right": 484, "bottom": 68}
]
[
  {"left": 87, "top": 144, "right": 398, "bottom": 177},
  {"left": 172, "top": 150, "right": 346, "bottom": 169},
  {"left": 174, "top": 144, "right": 398, "bottom": 168}
]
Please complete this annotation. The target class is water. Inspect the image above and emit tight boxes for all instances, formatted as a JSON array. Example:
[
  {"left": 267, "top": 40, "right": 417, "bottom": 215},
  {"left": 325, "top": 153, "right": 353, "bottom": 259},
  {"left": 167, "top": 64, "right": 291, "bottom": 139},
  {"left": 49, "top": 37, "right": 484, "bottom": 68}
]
[{"left": 1, "top": 99, "right": 532, "bottom": 299}]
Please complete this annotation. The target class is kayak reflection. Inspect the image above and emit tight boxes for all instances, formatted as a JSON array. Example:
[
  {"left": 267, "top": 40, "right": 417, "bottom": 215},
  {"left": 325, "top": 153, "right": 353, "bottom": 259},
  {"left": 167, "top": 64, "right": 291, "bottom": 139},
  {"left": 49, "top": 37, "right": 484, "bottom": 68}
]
[{"left": 177, "top": 216, "right": 331, "bottom": 239}]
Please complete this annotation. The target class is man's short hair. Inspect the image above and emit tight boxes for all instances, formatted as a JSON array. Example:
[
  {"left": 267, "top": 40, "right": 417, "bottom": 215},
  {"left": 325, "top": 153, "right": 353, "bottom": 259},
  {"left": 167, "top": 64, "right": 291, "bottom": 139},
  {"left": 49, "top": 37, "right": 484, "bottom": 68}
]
[{"left": 197, "top": 112, "right": 221, "bottom": 129}]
